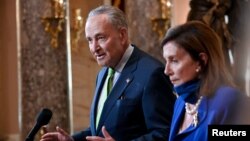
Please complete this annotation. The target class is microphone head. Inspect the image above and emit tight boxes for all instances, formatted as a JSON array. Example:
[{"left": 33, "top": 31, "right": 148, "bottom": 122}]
[{"left": 36, "top": 108, "right": 52, "bottom": 126}]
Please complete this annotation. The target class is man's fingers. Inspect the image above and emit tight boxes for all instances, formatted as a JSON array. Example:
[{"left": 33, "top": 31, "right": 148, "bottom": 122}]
[
  {"left": 86, "top": 136, "right": 103, "bottom": 140},
  {"left": 41, "top": 132, "right": 58, "bottom": 140},
  {"left": 102, "top": 126, "right": 111, "bottom": 138},
  {"left": 41, "top": 126, "right": 48, "bottom": 134},
  {"left": 56, "top": 126, "right": 68, "bottom": 136}
]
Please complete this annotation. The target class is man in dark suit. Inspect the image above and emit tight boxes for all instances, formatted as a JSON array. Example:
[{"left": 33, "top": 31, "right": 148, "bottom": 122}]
[{"left": 40, "top": 5, "right": 176, "bottom": 141}]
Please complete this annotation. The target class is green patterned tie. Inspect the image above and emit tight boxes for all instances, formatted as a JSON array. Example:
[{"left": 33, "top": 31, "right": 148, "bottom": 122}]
[
  {"left": 96, "top": 68, "right": 115, "bottom": 129},
  {"left": 107, "top": 68, "right": 115, "bottom": 95}
]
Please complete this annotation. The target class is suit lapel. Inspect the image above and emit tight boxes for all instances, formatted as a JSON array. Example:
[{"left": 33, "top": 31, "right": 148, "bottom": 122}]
[
  {"left": 96, "top": 48, "right": 139, "bottom": 133},
  {"left": 90, "top": 68, "right": 108, "bottom": 135}
]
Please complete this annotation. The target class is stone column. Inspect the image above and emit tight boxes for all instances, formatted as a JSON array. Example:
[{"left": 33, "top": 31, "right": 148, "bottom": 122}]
[
  {"left": 126, "top": 0, "right": 171, "bottom": 62},
  {"left": 18, "top": 0, "right": 72, "bottom": 140}
]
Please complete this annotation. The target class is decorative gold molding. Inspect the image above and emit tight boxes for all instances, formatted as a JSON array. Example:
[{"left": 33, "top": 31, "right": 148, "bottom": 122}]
[
  {"left": 151, "top": 0, "right": 171, "bottom": 39},
  {"left": 71, "top": 8, "right": 84, "bottom": 51},
  {"left": 113, "top": 0, "right": 121, "bottom": 7},
  {"left": 41, "top": 0, "right": 65, "bottom": 48}
]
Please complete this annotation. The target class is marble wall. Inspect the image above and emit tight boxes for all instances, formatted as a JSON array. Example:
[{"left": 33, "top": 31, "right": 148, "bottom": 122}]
[
  {"left": 19, "top": 0, "right": 70, "bottom": 140},
  {"left": 126, "top": 0, "right": 190, "bottom": 63},
  {"left": 126, "top": 0, "right": 171, "bottom": 63}
]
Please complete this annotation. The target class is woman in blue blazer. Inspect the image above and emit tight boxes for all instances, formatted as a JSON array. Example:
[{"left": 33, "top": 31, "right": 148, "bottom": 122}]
[{"left": 161, "top": 21, "right": 248, "bottom": 141}]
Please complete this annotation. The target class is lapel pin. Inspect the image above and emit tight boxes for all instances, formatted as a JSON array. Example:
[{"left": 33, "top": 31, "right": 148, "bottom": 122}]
[{"left": 126, "top": 78, "right": 130, "bottom": 83}]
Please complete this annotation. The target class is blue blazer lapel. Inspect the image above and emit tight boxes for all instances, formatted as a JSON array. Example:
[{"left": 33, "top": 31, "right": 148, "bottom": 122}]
[
  {"left": 171, "top": 100, "right": 186, "bottom": 136},
  {"left": 90, "top": 68, "right": 108, "bottom": 135}
]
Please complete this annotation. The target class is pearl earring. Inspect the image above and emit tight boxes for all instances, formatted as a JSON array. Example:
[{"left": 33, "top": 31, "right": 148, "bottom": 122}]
[{"left": 196, "top": 68, "right": 200, "bottom": 72}]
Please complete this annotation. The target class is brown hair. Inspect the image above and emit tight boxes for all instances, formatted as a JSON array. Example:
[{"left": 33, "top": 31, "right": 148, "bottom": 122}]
[{"left": 161, "top": 21, "right": 235, "bottom": 96}]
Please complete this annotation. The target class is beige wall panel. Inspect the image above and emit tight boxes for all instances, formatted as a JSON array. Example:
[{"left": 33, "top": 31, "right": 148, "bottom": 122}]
[{"left": 70, "top": 0, "right": 102, "bottom": 132}]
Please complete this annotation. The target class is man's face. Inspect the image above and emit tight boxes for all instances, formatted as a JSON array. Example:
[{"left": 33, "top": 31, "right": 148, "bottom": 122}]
[{"left": 85, "top": 14, "right": 126, "bottom": 68}]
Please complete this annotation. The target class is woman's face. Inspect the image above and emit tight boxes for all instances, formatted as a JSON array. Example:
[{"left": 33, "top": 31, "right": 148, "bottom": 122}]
[{"left": 163, "top": 41, "right": 200, "bottom": 86}]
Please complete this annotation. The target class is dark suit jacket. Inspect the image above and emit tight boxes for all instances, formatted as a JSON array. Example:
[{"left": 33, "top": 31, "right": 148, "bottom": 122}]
[{"left": 73, "top": 46, "right": 176, "bottom": 141}]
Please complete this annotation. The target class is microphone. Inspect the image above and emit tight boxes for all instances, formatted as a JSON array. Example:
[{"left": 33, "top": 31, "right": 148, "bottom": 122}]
[{"left": 25, "top": 108, "right": 53, "bottom": 141}]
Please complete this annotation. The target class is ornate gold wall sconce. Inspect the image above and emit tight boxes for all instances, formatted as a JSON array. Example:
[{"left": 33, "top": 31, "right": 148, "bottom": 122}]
[
  {"left": 71, "top": 8, "right": 84, "bottom": 51},
  {"left": 41, "top": 0, "right": 65, "bottom": 48},
  {"left": 151, "top": 0, "right": 172, "bottom": 39}
]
